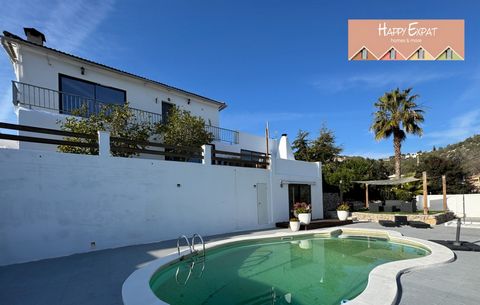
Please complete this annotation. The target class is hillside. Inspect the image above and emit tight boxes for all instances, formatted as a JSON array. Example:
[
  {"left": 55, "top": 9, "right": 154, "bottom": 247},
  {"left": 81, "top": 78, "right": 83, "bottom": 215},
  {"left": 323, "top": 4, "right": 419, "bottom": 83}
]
[{"left": 394, "top": 134, "right": 480, "bottom": 175}]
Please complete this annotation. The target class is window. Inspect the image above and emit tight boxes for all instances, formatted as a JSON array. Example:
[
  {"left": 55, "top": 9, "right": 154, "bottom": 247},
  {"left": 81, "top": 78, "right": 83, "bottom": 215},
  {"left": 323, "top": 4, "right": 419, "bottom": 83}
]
[
  {"left": 162, "top": 102, "right": 174, "bottom": 123},
  {"left": 418, "top": 48, "right": 425, "bottom": 59},
  {"left": 361, "top": 48, "right": 368, "bottom": 60},
  {"left": 390, "top": 49, "right": 396, "bottom": 59},
  {"left": 59, "top": 74, "right": 126, "bottom": 115}
]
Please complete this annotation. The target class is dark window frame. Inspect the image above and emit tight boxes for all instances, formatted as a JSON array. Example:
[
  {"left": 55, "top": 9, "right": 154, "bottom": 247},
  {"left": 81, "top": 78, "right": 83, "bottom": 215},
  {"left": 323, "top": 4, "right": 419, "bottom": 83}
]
[
  {"left": 288, "top": 184, "right": 312, "bottom": 217},
  {"left": 58, "top": 74, "right": 127, "bottom": 114},
  {"left": 161, "top": 101, "right": 175, "bottom": 123}
]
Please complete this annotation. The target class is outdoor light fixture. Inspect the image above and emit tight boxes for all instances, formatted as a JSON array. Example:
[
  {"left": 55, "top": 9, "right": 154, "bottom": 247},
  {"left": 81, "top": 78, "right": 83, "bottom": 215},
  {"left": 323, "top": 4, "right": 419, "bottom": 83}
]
[{"left": 80, "top": 66, "right": 85, "bottom": 75}]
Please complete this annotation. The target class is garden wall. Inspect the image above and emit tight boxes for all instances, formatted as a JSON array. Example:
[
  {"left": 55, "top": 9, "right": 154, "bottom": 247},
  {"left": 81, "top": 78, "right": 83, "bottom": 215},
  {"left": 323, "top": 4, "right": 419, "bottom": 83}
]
[
  {"left": 416, "top": 194, "right": 480, "bottom": 218},
  {"left": 0, "top": 148, "right": 323, "bottom": 266},
  {"left": 352, "top": 211, "right": 455, "bottom": 225}
]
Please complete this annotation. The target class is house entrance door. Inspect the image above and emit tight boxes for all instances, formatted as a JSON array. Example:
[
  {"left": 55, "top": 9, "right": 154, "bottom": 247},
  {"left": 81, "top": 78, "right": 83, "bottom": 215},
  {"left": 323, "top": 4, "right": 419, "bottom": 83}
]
[{"left": 256, "top": 183, "right": 268, "bottom": 225}]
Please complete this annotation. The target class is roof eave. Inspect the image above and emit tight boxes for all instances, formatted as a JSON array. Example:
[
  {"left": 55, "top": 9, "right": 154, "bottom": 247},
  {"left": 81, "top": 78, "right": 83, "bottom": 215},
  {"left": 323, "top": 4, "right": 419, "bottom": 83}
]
[
  {"left": 2, "top": 33, "right": 228, "bottom": 109},
  {"left": 1, "top": 35, "right": 18, "bottom": 62}
]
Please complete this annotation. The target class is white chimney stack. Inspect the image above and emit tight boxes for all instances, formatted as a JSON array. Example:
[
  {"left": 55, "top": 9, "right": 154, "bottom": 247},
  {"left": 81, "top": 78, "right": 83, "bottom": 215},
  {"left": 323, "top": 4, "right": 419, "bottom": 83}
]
[
  {"left": 277, "top": 134, "right": 295, "bottom": 160},
  {"left": 24, "top": 28, "right": 46, "bottom": 46}
]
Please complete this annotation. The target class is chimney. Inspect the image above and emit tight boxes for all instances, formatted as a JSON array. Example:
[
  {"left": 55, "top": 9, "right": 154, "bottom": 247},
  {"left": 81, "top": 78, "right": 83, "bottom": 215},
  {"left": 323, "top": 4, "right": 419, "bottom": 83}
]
[
  {"left": 277, "top": 133, "right": 295, "bottom": 160},
  {"left": 23, "top": 28, "right": 46, "bottom": 46}
]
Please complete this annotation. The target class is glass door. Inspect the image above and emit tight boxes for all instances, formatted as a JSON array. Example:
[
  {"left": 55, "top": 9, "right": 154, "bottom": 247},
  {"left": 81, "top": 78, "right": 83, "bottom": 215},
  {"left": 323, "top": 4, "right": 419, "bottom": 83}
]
[{"left": 288, "top": 184, "right": 311, "bottom": 218}]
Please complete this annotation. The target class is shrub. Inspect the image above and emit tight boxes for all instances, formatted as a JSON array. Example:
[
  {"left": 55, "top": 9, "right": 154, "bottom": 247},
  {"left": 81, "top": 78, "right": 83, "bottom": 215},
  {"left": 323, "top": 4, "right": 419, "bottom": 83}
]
[
  {"left": 336, "top": 202, "right": 350, "bottom": 211},
  {"left": 58, "top": 103, "right": 152, "bottom": 157}
]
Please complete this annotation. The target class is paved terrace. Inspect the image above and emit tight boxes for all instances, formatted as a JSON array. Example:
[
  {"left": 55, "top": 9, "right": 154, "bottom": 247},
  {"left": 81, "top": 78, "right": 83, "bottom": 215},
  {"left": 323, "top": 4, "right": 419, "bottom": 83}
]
[{"left": 0, "top": 222, "right": 479, "bottom": 305}]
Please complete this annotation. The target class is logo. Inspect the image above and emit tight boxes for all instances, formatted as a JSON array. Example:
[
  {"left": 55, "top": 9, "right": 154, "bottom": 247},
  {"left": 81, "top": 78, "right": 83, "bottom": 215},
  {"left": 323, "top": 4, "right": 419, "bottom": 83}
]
[{"left": 348, "top": 20, "right": 464, "bottom": 60}]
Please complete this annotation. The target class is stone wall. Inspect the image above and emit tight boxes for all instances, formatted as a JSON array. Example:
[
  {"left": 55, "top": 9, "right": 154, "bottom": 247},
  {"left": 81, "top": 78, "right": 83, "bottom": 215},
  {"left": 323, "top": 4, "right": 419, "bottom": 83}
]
[
  {"left": 352, "top": 211, "right": 455, "bottom": 225},
  {"left": 323, "top": 192, "right": 340, "bottom": 211}
]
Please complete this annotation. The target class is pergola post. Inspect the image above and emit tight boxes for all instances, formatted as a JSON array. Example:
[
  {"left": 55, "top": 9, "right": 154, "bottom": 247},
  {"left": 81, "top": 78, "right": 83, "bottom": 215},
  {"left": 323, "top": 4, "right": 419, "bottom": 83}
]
[
  {"left": 442, "top": 175, "right": 447, "bottom": 211},
  {"left": 365, "top": 183, "right": 369, "bottom": 208},
  {"left": 423, "top": 171, "right": 429, "bottom": 215}
]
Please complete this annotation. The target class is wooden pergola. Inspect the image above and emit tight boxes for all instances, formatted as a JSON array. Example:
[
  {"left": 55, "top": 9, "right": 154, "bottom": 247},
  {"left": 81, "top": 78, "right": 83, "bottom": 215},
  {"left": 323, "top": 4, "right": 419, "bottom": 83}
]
[{"left": 353, "top": 177, "right": 421, "bottom": 209}]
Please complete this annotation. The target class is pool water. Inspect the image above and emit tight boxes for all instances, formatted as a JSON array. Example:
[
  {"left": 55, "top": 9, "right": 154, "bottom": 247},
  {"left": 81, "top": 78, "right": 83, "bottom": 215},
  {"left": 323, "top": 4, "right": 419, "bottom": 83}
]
[{"left": 150, "top": 235, "right": 429, "bottom": 305}]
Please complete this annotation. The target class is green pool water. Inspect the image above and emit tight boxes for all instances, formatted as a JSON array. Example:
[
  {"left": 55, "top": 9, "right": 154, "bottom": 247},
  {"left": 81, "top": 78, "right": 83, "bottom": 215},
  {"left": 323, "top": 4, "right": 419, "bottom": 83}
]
[{"left": 150, "top": 235, "right": 429, "bottom": 305}]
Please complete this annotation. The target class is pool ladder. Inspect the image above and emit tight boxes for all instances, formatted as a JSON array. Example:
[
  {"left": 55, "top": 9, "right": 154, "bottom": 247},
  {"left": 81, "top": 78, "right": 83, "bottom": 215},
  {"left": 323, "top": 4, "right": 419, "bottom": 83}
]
[
  {"left": 175, "top": 234, "right": 206, "bottom": 285},
  {"left": 176, "top": 233, "right": 206, "bottom": 257}
]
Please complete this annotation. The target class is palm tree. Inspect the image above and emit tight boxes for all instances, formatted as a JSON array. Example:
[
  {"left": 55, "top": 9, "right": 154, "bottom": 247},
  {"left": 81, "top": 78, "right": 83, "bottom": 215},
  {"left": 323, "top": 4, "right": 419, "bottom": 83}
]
[{"left": 371, "top": 88, "right": 424, "bottom": 179}]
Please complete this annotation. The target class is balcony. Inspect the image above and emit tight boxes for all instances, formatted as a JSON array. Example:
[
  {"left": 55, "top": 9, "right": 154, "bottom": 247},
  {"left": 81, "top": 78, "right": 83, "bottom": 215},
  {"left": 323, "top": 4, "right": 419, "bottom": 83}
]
[{"left": 12, "top": 81, "right": 239, "bottom": 144}]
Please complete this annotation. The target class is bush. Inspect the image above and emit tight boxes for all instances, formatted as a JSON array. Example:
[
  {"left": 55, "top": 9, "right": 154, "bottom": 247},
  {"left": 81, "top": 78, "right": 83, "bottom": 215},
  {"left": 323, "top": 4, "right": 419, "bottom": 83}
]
[
  {"left": 395, "top": 189, "right": 413, "bottom": 201},
  {"left": 58, "top": 103, "right": 152, "bottom": 157}
]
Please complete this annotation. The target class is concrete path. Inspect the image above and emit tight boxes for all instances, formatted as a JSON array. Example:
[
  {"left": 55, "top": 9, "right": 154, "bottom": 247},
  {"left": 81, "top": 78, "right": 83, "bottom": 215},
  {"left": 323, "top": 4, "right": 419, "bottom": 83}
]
[{"left": 0, "top": 223, "right": 478, "bottom": 305}]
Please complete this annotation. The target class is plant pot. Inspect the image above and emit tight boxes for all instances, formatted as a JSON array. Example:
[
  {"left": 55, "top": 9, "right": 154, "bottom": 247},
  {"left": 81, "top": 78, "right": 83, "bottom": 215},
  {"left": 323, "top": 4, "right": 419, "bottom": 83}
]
[
  {"left": 298, "top": 213, "right": 311, "bottom": 225},
  {"left": 290, "top": 221, "right": 300, "bottom": 232},
  {"left": 337, "top": 210, "right": 349, "bottom": 221}
]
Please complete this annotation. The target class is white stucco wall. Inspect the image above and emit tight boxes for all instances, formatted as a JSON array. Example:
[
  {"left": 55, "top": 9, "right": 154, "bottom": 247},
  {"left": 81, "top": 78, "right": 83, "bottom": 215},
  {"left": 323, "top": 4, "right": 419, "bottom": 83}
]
[
  {"left": 0, "top": 146, "right": 323, "bottom": 266},
  {"left": 14, "top": 44, "right": 221, "bottom": 126},
  {"left": 416, "top": 194, "right": 480, "bottom": 218},
  {"left": 271, "top": 159, "right": 324, "bottom": 222}
]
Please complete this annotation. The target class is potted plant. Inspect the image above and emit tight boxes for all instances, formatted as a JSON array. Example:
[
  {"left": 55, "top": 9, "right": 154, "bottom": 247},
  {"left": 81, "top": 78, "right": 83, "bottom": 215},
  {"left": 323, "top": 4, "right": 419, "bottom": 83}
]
[
  {"left": 293, "top": 202, "right": 312, "bottom": 225},
  {"left": 337, "top": 202, "right": 350, "bottom": 221},
  {"left": 289, "top": 218, "right": 300, "bottom": 231}
]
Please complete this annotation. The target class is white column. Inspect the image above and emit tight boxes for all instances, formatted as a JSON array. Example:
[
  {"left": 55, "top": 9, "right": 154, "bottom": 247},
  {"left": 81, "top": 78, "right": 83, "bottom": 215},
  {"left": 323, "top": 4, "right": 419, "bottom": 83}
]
[
  {"left": 98, "top": 131, "right": 110, "bottom": 157},
  {"left": 202, "top": 144, "right": 212, "bottom": 165}
]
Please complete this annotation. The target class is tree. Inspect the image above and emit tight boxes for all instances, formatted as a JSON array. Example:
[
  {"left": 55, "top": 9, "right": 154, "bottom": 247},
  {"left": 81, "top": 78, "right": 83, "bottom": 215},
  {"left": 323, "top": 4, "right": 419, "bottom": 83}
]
[
  {"left": 58, "top": 103, "right": 152, "bottom": 156},
  {"left": 415, "top": 155, "right": 473, "bottom": 194},
  {"left": 292, "top": 130, "right": 311, "bottom": 161},
  {"left": 309, "top": 126, "right": 342, "bottom": 163},
  {"left": 323, "top": 157, "right": 389, "bottom": 199},
  {"left": 371, "top": 88, "right": 424, "bottom": 179},
  {"left": 155, "top": 106, "right": 214, "bottom": 159}
]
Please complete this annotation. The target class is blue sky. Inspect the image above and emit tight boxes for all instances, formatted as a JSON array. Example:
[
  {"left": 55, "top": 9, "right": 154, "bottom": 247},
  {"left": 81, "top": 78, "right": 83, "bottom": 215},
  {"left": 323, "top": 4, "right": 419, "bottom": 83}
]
[{"left": 1, "top": 0, "right": 479, "bottom": 158}]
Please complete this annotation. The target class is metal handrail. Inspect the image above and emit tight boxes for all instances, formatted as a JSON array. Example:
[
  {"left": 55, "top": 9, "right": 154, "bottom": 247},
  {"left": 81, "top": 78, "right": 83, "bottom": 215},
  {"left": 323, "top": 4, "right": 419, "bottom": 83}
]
[
  {"left": 191, "top": 233, "right": 206, "bottom": 257},
  {"left": 177, "top": 235, "right": 192, "bottom": 255},
  {"left": 12, "top": 81, "right": 239, "bottom": 144}
]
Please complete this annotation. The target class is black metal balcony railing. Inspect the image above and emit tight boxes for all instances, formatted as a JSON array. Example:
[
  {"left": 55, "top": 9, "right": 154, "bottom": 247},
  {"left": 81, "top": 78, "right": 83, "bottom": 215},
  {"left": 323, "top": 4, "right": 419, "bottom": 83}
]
[{"left": 12, "top": 81, "right": 239, "bottom": 144}]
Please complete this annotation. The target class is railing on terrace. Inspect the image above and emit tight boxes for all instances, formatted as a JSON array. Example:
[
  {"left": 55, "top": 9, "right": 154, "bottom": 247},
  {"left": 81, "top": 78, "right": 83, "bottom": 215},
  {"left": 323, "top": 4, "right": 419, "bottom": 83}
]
[
  {"left": 0, "top": 122, "right": 203, "bottom": 162},
  {"left": 12, "top": 81, "right": 239, "bottom": 144},
  {"left": 0, "top": 122, "right": 269, "bottom": 169},
  {"left": 212, "top": 149, "right": 269, "bottom": 169},
  {"left": 0, "top": 122, "right": 98, "bottom": 151},
  {"left": 110, "top": 137, "right": 203, "bottom": 162}
]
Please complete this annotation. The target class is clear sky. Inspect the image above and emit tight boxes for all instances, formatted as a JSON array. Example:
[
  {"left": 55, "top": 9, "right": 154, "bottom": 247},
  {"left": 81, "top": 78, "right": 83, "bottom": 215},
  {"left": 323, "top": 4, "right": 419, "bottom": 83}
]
[{"left": 1, "top": 0, "right": 479, "bottom": 158}]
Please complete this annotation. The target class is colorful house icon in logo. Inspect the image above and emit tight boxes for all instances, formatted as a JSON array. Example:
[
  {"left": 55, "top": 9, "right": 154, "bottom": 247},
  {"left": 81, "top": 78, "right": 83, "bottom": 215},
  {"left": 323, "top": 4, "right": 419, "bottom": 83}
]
[
  {"left": 407, "top": 47, "right": 434, "bottom": 60},
  {"left": 351, "top": 47, "right": 376, "bottom": 60},
  {"left": 379, "top": 47, "right": 405, "bottom": 60},
  {"left": 436, "top": 47, "right": 463, "bottom": 60}
]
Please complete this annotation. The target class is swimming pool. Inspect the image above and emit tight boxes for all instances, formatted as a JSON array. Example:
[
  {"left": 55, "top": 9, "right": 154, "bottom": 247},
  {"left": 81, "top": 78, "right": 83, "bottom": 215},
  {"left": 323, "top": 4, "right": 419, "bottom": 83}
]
[{"left": 122, "top": 228, "right": 454, "bottom": 305}]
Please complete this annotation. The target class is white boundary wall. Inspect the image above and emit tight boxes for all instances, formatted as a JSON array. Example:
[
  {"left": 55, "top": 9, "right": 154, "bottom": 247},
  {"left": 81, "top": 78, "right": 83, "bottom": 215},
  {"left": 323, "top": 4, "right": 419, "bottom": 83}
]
[
  {"left": 0, "top": 147, "right": 322, "bottom": 266},
  {"left": 416, "top": 194, "right": 480, "bottom": 218}
]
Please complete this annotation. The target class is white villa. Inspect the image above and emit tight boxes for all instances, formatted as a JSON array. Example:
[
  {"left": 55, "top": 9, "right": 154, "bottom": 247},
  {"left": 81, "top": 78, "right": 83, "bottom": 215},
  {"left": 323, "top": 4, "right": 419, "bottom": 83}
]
[{"left": 0, "top": 28, "right": 323, "bottom": 265}]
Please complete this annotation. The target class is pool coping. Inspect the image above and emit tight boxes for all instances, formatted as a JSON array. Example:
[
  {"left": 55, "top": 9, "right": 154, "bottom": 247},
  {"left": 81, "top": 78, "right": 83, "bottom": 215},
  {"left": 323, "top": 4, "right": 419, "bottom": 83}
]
[{"left": 121, "top": 227, "right": 455, "bottom": 305}]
